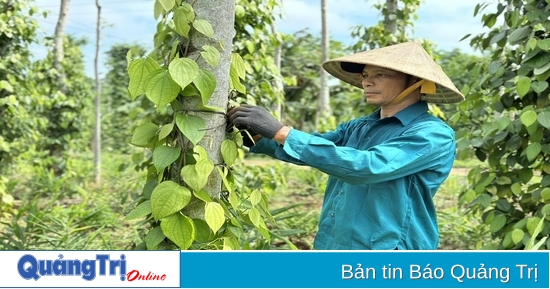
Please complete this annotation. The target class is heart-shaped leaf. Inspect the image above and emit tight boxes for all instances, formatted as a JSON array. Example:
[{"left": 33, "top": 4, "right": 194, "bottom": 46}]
[
  {"left": 150, "top": 181, "right": 192, "bottom": 220},
  {"left": 153, "top": 146, "right": 181, "bottom": 172},
  {"left": 175, "top": 114, "right": 206, "bottom": 145},
  {"left": 160, "top": 213, "right": 195, "bottom": 249},
  {"left": 145, "top": 69, "right": 181, "bottom": 107},
  {"left": 169, "top": 58, "right": 200, "bottom": 90}
]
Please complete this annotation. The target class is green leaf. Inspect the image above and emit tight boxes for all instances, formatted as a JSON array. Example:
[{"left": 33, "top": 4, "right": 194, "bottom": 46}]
[
  {"left": 130, "top": 122, "right": 158, "bottom": 147},
  {"left": 174, "top": 11, "right": 191, "bottom": 37},
  {"left": 158, "top": 0, "right": 175, "bottom": 11},
  {"left": 249, "top": 207, "right": 262, "bottom": 228},
  {"left": 180, "top": 3, "right": 195, "bottom": 21},
  {"left": 128, "top": 57, "right": 160, "bottom": 99},
  {"left": 490, "top": 214, "right": 506, "bottom": 233},
  {"left": 181, "top": 165, "right": 207, "bottom": 192},
  {"left": 175, "top": 114, "right": 206, "bottom": 145},
  {"left": 508, "top": 27, "right": 531, "bottom": 45},
  {"left": 511, "top": 183, "right": 522, "bottom": 196},
  {"left": 193, "top": 19, "right": 214, "bottom": 37},
  {"left": 476, "top": 193, "right": 492, "bottom": 208},
  {"left": 193, "top": 218, "right": 214, "bottom": 243},
  {"left": 221, "top": 139, "right": 238, "bottom": 166},
  {"left": 531, "top": 81, "right": 548, "bottom": 93},
  {"left": 145, "top": 226, "right": 166, "bottom": 249},
  {"left": 193, "top": 69, "right": 217, "bottom": 104},
  {"left": 154, "top": 0, "right": 163, "bottom": 19},
  {"left": 535, "top": 62, "right": 550, "bottom": 76},
  {"left": 158, "top": 123, "right": 174, "bottom": 140},
  {"left": 231, "top": 53, "right": 246, "bottom": 79},
  {"left": 150, "top": 181, "right": 192, "bottom": 220},
  {"left": 123, "top": 200, "right": 151, "bottom": 221},
  {"left": 521, "top": 110, "right": 538, "bottom": 127},
  {"left": 205, "top": 202, "right": 225, "bottom": 233},
  {"left": 168, "top": 58, "right": 200, "bottom": 90},
  {"left": 511, "top": 229, "right": 524, "bottom": 245},
  {"left": 528, "top": 38, "right": 538, "bottom": 51},
  {"left": 145, "top": 69, "right": 181, "bottom": 107},
  {"left": 250, "top": 190, "right": 262, "bottom": 206},
  {"left": 201, "top": 45, "right": 221, "bottom": 68},
  {"left": 526, "top": 217, "right": 541, "bottom": 236},
  {"left": 516, "top": 76, "right": 531, "bottom": 98},
  {"left": 194, "top": 189, "right": 212, "bottom": 202},
  {"left": 525, "top": 142, "right": 541, "bottom": 161},
  {"left": 153, "top": 146, "right": 181, "bottom": 172},
  {"left": 496, "top": 116, "right": 511, "bottom": 130},
  {"left": 519, "top": 168, "right": 534, "bottom": 183},
  {"left": 235, "top": 5, "right": 246, "bottom": 19},
  {"left": 541, "top": 188, "right": 550, "bottom": 201},
  {"left": 161, "top": 213, "right": 195, "bottom": 249},
  {"left": 0, "top": 80, "right": 14, "bottom": 93},
  {"left": 537, "top": 38, "right": 550, "bottom": 50},
  {"left": 229, "top": 66, "right": 246, "bottom": 94},
  {"left": 538, "top": 111, "right": 550, "bottom": 128}
]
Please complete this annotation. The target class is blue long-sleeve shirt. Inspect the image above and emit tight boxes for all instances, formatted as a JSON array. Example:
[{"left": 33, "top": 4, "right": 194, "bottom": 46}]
[{"left": 250, "top": 101, "right": 456, "bottom": 250}]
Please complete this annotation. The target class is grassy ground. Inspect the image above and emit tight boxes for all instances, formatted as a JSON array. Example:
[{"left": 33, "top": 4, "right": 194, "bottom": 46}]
[{"left": 1, "top": 152, "right": 492, "bottom": 250}]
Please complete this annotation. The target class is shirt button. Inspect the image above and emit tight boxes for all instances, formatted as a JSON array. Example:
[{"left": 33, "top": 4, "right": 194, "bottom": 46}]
[
  {"left": 330, "top": 213, "right": 335, "bottom": 217},
  {"left": 338, "top": 190, "right": 343, "bottom": 195}
]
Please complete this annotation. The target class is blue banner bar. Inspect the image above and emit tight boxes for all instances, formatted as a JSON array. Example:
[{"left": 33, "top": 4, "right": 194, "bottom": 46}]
[{"left": 179, "top": 251, "right": 548, "bottom": 288}]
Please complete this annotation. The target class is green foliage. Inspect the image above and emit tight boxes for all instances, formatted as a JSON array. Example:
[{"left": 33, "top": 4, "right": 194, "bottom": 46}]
[
  {"left": 231, "top": 0, "right": 284, "bottom": 108},
  {"left": 0, "top": 0, "right": 41, "bottom": 173},
  {"left": 28, "top": 36, "right": 95, "bottom": 174},
  {"left": 456, "top": 0, "right": 550, "bottom": 249},
  {"left": 350, "top": 0, "right": 421, "bottom": 51},
  {"left": 102, "top": 44, "right": 147, "bottom": 153}
]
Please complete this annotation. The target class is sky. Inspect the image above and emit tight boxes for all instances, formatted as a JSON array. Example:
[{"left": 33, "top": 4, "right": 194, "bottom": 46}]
[{"left": 31, "top": 0, "right": 491, "bottom": 78}]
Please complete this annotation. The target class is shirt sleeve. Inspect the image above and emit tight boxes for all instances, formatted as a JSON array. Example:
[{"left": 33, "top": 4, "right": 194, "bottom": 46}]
[
  {"left": 250, "top": 120, "right": 354, "bottom": 165},
  {"left": 278, "top": 120, "right": 456, "bottom": 185}
]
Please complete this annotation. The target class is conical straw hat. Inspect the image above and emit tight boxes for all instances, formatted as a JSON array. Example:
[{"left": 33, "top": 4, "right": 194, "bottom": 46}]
[{"left": 322, "top": 41, "right": 465, "bottom": 103}]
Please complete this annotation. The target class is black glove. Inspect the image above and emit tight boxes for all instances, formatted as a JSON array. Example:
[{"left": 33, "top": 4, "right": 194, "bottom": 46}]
[{"left": 227, "top": 105, "right": 284, "bottom": 139}]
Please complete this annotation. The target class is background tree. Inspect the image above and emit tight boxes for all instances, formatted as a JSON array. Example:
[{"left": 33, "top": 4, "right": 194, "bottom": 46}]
[
  {"left": 0, "top": 0, "right": 42, "bottom": 224},
  {"left": 316, "top": 0, "right": 331, "bottom": 130},
  {"left": 457, "top": 0, "right": 550, "bottom": 249},
  {"left": 93, "top": 0, "right": 102, "bottom": 183},
  {"left": 53, "top": 0, "right": 70, "bottom": 86}
]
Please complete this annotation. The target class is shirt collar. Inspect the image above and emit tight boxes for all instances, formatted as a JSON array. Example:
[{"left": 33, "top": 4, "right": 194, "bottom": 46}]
[
  {"left": 393, "top": 101, "right": 429, "bottom": 125},
  {"left": 368, "top": 101, "right": 429, "bottom": 125}
]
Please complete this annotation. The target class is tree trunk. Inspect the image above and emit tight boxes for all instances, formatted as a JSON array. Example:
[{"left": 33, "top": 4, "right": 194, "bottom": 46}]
[
  {"left": 316, "top": 0, "right": 331, "bottom": 129},
  {"left": 271, "top": 22, "right": 282, "bottom": 120},
  {"left": 183, "top": 0, "right": 235, "bottom": 218},
  {"left": 93, "top": 0, "right": 102, "bottom": 184},
  {"left": 53, "top": 0, "right": 70, "bottom": 85},
  {"left": 384, "top": 0, "right": 398, "bottom": 34}
]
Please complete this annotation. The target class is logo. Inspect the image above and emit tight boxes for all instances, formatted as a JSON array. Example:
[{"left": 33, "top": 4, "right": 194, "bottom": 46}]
[{"left": 17, "top": 253, "right": 167, "bottom": 282}]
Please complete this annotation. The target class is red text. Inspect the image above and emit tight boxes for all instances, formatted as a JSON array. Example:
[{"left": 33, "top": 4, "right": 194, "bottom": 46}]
[{"left": 126, "top": 270, "right": 167, "bottom": 281}]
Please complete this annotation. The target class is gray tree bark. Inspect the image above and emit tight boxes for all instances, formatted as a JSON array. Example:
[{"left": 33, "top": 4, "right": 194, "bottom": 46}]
[
  {"left": 316, "top": 0, "right": 331, "bottom": 129},
  {"left": 384, "top": 0, "right": 398, "bottom": 34},
  {"left": 53, "top": 0, "right": 70, "bottom": 85},
  {"left": 93, "top": 0, "right": 102, "bottom": 184},
  {"left": 183, "top": 0, "right": 235, "bottom": 218},
  {"left": 271, "top": 22, "right": 283, "bottom": 120}
]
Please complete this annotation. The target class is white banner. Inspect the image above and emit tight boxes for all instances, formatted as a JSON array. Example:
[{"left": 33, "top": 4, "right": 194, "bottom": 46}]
[{"left": 0, "top": 251, "right": 180, "bottom": 288}]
